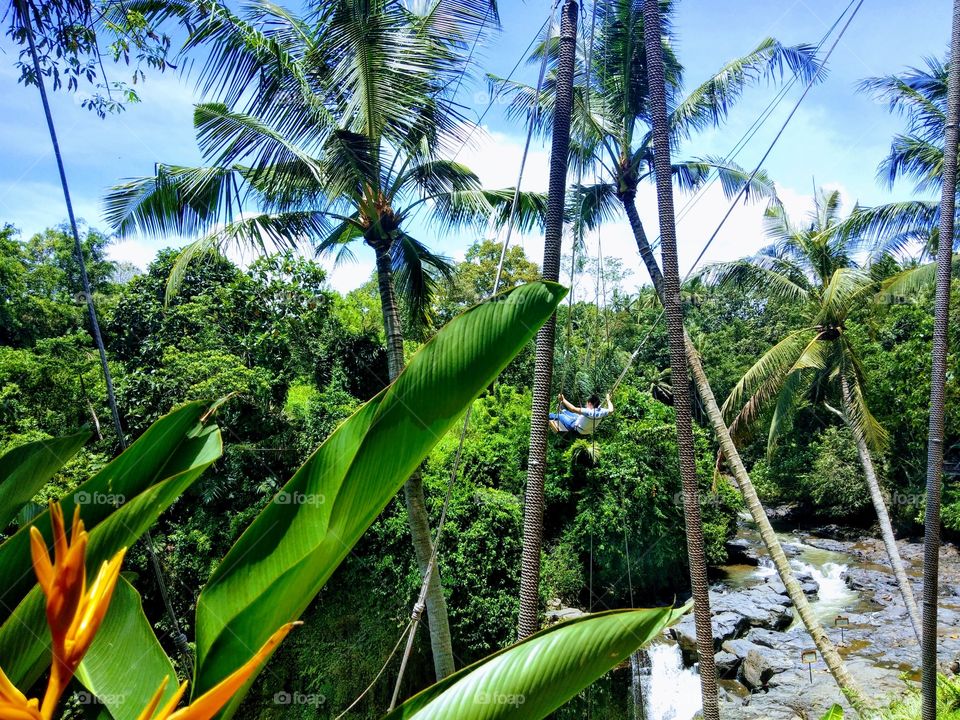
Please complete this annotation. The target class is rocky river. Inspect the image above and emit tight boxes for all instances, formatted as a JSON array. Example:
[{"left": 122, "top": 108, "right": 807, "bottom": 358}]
[{"left": 639, "top": 520, "right": 960, "bottom": 719}]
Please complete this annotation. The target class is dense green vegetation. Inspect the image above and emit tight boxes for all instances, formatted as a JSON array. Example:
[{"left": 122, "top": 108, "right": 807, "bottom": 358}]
[
  {"left": 2, "top": 216, "right": 957, "bottom": 716},
  {"left": 4, "top": 0, "right": 960, "bottom": 717}
]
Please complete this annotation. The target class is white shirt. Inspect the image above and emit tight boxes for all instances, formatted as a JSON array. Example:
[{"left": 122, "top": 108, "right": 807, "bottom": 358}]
[{"left": 575, "top": 406, "right": 612, "bottom": 435}]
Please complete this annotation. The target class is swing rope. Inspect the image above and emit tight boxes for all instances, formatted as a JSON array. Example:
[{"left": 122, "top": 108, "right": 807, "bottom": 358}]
[{"left": 338, "top": 7, "right": 560, "bottom": 717}]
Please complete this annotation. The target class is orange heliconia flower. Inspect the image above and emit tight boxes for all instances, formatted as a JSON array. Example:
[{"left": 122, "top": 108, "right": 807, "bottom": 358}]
[
  {"left": 0, "top": 664, "right": 42, "bottom": 720},
  {"left": 29, "top": 501, "right": 126, "bottom": 719},
  {"left": 136, "top": 622, "right": 299, "bottom": 720}
]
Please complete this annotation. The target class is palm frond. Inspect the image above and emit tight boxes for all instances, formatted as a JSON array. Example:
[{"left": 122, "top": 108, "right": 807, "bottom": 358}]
[
  {"left": 877, "top": 134, "right": 943, "bottom": 192},
  {"left": 671, "top": 156, "right": 776, "bottom": 202},
  {"left": 815, "top": 268, "right": 875, "bottom": 325},
  {"left": 837, "top": 201, "right": 941, "bottom": 253},
  {"left": 104, "top": 164, "right": 249, "bottom": 238},
  {"left": 702, "top": 257, "right": 810, "bottom": 303},
  {"left": 875, "top": 260, "right": 938, "bottom": 301},
  {"left": 670, "top": 37, "right": 822, "bottom": 139},
  {"left": 391, "top": 232, "right": 452, "bottom": 328},
  {"left": 399, "top": 159, "right": 482, "bottom": 199},
  {"left": 723, "top": 328, "right": 817, "bottom": 431},
  {"left": 568, "top": 181, "right": 621, "bottom": 236},
  {"left": 838, "top": 343, "right": 890, "bottom": 452},
  {"left": 194, "top": 103, "right": 325, "bottom": 179}
]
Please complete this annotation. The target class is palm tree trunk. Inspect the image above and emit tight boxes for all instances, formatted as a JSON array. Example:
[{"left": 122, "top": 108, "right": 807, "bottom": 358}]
[
  {"left": 18, "top": 0, "right": 194, "bottom": 671},
  {"left": 619, "top": 196, "right": 871, "bottom": 715},
  {"left": 373, "top": 242, "right": 456, "bottom": 680},
  {"left": 517, "top": 0, "right": 578, "bottom": 641},
  {"left": 838, "top": 380, "right": 923, "bottom": 648},
  {"left": 640, "top": 4, "right": 718, "bottom": 717},
  {"left": 922, "top": 5, "right": 960, "bottom": 716}
]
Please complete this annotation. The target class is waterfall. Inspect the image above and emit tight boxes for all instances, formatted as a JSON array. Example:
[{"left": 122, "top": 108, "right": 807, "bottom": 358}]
[{"left": 636, "top": 643, "right": 702, "bottom": 720}]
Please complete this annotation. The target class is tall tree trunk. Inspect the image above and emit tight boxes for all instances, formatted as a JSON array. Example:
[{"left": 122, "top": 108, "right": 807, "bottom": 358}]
[
  {"left": 517, "top": 0, "right": 578, "bottom": 641},
  {"left": 373, "top": 243, "right": 456, "bottom": 680},
  {"left": 18, "top": 0, "right": 193, "bottom": 670},
  {"left": 923, "top": 4, "right": 960, "bottom": 716},
  {"left": 640, "top": 4, "right": 718, "bottom": 718},
  {"left": 840, "top": 377, "right": 922, "bottom": 645},
  {"left": 618, "top": 196, "right": 871, "bottom": 715}
]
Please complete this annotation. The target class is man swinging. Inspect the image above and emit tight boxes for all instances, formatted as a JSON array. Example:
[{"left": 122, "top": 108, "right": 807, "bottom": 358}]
[{"left": 549, "top": 393, "right": 614, "bottom": 435}]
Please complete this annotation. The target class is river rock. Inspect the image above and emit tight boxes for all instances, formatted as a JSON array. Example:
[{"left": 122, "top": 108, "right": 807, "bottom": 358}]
[
  {"left": 765, "top": 568, "right": 819, "bottom": 597},
  {"left": 715, "top": 650, "right": 740, "bottom": 677},
  {"left": 726, "top": 537, "right": 761, "bottom": 565},
  {"left": 739, "top": 649, "right": 775, "bottom": 690},
  {"left": 711, "top": 585, "right": 794, "bottom": 631}
]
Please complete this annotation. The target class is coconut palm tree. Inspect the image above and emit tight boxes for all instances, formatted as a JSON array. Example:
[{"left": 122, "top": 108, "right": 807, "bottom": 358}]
[
  {"left": 641, "top": 0, "right": 718, "bottom": 714},
  {"left": 498, "top": 1, "right": 870, "bottom": 709},
  {"left": 104, "top": 0, "right": 523, "bottom": 681},
  {"left": 843, "top": 56, "right": 959, "bottom": 257},
  {"left": 708, "top": 188, "right": 923, "bottom": 644}
]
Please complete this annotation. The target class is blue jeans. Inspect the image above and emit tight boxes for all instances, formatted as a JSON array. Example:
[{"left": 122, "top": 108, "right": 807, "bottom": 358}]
[{"left": 549, "top": 410, "right": 578, "bottom": 432}]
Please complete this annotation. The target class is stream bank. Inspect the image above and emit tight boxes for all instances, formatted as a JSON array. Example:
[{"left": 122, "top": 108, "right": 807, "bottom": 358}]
[{"left": 642, "top": 519, "right": 960, "bottom": 719}]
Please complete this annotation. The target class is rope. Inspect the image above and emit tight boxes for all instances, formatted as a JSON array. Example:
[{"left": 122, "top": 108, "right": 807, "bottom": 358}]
[
  {"left": 342, "top": 7, "right": 561, "bottom": 714},
  {"left": 592, "top": 0, "right": 864, "bottom": 405}
]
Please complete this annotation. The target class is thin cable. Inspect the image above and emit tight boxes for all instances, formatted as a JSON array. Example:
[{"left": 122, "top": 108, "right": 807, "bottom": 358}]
[
  {"left": 686, "top": 1, "right": 864, "bottom": 274},
  {"left": 333, "top": 619, "right": 414, "bottom": 720},
  {"left": 598, "top": 0, "right": 864, "bottom": 401},
  {"left": 493, "top": 2, "right": 555, "bottom": 293}
]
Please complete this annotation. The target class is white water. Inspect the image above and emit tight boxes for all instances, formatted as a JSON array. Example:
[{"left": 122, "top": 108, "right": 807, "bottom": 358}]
[
  {"left": 638, "top": 643, "right": 703, "bottom": 720},
  {"left": 633, "top": 534, "right": 860, "bottom": 720}
]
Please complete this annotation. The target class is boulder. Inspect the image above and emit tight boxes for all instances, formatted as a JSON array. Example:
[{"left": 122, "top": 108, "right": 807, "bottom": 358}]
[
  {"left": 711, "top": 585, "right": 794, "bottom": 631},
  {"left": 739, "top": 649, "right": 775, "bottom": 690},
  {"left": 726, "top": 537, "right": 761, "bottom": 566},
  {"left": 715, "top": 650, "right": 740, "bottom": 678}
]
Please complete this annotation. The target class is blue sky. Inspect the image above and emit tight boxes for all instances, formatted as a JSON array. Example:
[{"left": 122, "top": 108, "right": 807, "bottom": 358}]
[{"left": 0, "top": 0, "right": 949, "bottom": 293}]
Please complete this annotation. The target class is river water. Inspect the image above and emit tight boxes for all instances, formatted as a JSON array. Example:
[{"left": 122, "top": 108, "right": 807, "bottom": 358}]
[{"left": 636, "top": 532, "right": 860, "bottom": 720}]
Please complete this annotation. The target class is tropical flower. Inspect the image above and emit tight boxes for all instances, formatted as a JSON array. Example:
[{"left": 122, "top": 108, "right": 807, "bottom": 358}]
[
  {"left": 136, "top": 622, "right": 299, "bottom": 720},
  {"left": 0, "top": 664, "right": 42, "bottom": 719},
  {"left": 29, "top": 501, "right": 126, "bottom": 719}
]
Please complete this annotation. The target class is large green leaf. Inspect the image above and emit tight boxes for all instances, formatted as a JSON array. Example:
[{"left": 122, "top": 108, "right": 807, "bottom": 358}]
[
  {"left": 384, "top": 606, "right": 686, "bottom": 719},
  {"left": 193, "top": 281, "right": 567, "bottom": 716},
  {"left": 0, "top": 430, "right": 90, "bottom": 529},
  {"left": 75, "top": 577, "right": 180, "bottom": 720},
  {"left": 0, "top": 402, "right": 222, "bottom": 688},
  {"left": 819, "top": 705, "right": 844, "bottom": 720}
]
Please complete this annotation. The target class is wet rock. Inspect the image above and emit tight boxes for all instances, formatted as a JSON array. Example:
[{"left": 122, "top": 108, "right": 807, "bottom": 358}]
[
  {"left": 842, "top": 566, "right": 895, "bottom": 594},
  {"left": 715, "top": 650, "right": 740, "bottom": 677},
  {"left": 766, "top": 568, "right": 819, "bottom": 597},
  {"left": 711, "top": 585, "right": 794, "bottom": 631},
  {"left": 726, "top": 537, "right": 761, "bottom": 566},
  {"left": 543, "top": 606, "right": 585, "bottom": 625},
  {"left": 740, "top": 649, "right": 775, "bottom": 690}
]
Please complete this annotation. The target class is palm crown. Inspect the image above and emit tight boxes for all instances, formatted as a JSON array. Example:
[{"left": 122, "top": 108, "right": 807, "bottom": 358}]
[
  {"left": 105, "top": 0, "right": 521, "bottom": 325},
  {"left": 708, "top": 189, "right": 886, "bottom": 456},
  {"left": 491, "top": 0, "right": 822, "bottom": 249},
  {"left": 844, "top": 55, "right": 958, "bottom": 260}
]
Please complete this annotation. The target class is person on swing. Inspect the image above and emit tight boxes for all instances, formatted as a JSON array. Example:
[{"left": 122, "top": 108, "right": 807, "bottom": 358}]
[{"left": 549, "top": 392, "right": 614, "bottom": 435}]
